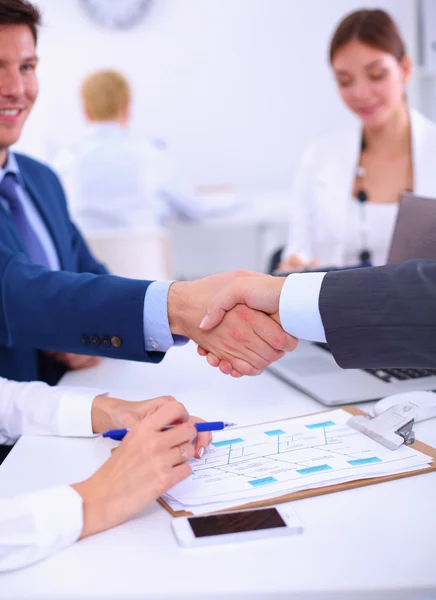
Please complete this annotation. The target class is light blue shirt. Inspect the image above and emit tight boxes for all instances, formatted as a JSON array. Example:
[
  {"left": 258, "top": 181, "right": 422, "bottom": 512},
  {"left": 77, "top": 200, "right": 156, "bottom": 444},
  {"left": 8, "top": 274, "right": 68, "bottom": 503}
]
[{"left": 0, "top": 152, "right": 181, "bottom": 354}]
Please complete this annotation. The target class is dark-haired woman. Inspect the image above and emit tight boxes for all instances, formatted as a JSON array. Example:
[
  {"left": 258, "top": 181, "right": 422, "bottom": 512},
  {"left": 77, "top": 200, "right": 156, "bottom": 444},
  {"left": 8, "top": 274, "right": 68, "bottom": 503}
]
[{"left": 280, "top": 9, "right": 436, "bottom": 270}]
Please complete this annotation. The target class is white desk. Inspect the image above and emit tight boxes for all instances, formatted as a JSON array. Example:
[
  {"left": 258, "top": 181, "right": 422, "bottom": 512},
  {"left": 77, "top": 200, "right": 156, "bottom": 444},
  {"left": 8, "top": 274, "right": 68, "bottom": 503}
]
[{"left": 1, "top": 343, "right": 435, "bottom": 599}]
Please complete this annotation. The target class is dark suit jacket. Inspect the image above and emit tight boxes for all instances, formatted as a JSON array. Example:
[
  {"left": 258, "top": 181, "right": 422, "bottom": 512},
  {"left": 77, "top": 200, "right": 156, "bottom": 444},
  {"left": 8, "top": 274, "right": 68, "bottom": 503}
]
[
  {"left": 0, "top": 153, "right": 164, "bottom": 382},
  {"left": 320, "top": 259, "right": 436, "bottom": 369}
]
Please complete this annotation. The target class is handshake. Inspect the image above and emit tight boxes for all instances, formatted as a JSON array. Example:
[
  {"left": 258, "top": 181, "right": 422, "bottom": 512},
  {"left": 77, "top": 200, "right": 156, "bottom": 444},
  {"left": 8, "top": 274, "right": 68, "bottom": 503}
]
[{"left": 168, "top": 270, "right": 295, "bottom": 376}]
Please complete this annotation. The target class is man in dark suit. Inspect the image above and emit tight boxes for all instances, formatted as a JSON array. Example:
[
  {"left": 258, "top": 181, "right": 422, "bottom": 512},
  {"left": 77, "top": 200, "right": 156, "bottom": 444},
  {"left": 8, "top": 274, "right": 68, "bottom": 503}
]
[
  {"left": 199, "top": 260, "right": 436, "bottom": 370},
  {"left": 0, "top": 0, "right": 296, "bottom": 387}
]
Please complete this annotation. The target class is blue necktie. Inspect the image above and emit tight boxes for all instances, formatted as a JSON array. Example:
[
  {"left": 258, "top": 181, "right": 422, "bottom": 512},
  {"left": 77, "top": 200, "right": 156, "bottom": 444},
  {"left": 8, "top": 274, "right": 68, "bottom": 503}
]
[{"left": 0, "top": 172, "right": 50, "bottom": 268}]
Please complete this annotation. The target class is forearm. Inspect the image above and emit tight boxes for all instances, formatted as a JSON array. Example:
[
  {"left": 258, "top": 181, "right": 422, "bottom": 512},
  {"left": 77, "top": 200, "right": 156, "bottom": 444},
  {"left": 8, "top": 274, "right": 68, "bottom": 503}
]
[
  {"left": 320, "top": 260, "right": 436, "bottom": 368},
  {"left": 0, "top": 249, "right": 151, "bottom": 359},
  {"left": 0, "top": 378, "right": 98, "bottom": 444},
  {"left": 0, "top": 486, "right": 83, "bottom": 572}
]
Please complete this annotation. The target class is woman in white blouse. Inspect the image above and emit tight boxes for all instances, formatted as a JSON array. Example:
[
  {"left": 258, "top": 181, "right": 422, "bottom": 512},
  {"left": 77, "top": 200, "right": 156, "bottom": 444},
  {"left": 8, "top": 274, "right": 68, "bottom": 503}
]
[
  {"left": 0, "top": 377, "right": 210, "bottom": 572},
  {"left": 280, "top": 9, "right": 436, "bottom": 271}
]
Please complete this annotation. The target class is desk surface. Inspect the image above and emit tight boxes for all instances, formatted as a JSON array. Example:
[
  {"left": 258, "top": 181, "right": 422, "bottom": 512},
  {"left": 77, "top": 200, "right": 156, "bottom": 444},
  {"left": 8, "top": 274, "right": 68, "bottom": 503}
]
[{"left": 1, "top": 343, "right": 435, "bottom": 599}]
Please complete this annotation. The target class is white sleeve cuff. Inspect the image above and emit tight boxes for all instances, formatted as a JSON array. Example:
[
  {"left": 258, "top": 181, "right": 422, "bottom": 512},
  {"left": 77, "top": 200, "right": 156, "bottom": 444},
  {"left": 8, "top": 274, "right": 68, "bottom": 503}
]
[
  {"left": 57, "top": 388, "right": 108, "bottom": 437},
  {"left": 0, "top": 485, "right": 83, "bottom": 572},
  {"left": 279, "top": 273, "right": 327, "bottom": 342}
]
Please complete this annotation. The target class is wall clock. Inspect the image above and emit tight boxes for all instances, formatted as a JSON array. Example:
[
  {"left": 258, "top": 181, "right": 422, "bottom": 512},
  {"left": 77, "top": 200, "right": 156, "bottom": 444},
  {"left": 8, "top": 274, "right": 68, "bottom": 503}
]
[{"left": 79, "top": 0, "right": 153, "bottom": 30}]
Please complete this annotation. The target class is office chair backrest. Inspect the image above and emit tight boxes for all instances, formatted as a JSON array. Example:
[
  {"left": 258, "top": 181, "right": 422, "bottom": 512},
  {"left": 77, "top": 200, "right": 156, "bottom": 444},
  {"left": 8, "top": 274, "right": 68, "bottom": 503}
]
[{"left": 85, "top": 228, "right": 174, "bottom": 281}]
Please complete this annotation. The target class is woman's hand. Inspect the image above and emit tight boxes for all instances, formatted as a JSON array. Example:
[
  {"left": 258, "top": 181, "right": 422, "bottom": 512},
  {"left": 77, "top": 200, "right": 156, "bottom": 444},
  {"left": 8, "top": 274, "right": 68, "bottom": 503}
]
[
  {"left": 72, "top": 400, "right": 198, "bottom": 539},
  {"left": 91, "top": 394, "right": 211, "bottom": 459},
  {"left": 45, "top": 351, "right": 101, "bottom": 370},
  {"left": 277, "top": 254, "right": 320, "bottom": 272}
]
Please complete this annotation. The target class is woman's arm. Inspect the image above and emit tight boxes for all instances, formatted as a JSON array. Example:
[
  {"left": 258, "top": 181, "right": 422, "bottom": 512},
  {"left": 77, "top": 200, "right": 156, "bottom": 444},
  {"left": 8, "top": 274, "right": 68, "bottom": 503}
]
[
  {"left": 0, "top": 391, "right": 210, "bottom": 571},
  {"left": 0, "top": 377, "right": 97, "bottom": 445}
]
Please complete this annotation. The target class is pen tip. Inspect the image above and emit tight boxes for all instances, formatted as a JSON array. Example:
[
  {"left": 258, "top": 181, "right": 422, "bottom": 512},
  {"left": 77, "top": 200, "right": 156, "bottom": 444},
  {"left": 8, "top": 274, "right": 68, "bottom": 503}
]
[{"left": 225, "top": 422, "right": 237, "bottom": 427}]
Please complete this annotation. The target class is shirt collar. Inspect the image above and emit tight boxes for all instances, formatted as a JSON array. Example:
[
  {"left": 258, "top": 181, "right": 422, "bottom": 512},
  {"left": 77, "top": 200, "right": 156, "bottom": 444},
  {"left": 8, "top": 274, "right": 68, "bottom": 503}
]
[{"left": 0, "top": 152, "right": 23, "bottom": 186}]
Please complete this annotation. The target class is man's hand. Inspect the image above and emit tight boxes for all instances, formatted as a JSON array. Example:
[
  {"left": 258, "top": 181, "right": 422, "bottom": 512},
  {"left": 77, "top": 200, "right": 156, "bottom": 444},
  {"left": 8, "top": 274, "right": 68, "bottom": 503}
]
[
  {"left": 168, "top": 272, "right": 296, "bottom": 376},
  {"left": 72, "top": 400, "right": 197, "bottom": 539},
  {"left": 196, "top": 275, "right": 298, "bottom": 376},
  {"left": 91, "top": 394, "right": 211, "bottom": 459},
  {"left": 45, "top": 351, "right": 101, "bottom": 370},
  {"left": 199, "top": 275, "right": 286, "bottom": 330}
]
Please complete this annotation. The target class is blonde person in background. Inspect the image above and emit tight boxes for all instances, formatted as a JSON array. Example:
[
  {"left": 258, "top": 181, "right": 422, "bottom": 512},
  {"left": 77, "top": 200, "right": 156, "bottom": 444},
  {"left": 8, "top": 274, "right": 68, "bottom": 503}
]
[
  {"left": 279, "top": 9, "right": 436, "bottom": 271},
  {"left": 60, "top": 70, "right": 238, "bottom": 233}
]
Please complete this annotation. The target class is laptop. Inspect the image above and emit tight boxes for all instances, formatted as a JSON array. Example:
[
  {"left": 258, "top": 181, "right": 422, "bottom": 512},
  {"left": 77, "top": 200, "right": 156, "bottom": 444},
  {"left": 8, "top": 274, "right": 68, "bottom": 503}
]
[{"left": 267, "top": 192, "right": 436, "bottom": 405}]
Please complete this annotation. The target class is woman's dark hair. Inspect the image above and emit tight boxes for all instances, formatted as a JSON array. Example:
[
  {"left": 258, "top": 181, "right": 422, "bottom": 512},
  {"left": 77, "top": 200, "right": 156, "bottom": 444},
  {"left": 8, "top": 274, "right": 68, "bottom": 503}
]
[
  {"left": 0, "top": 0, "right": 41, "bottom": 45},
  {"left": 329, "top": 9, "right": 406, "bottom": 63}
]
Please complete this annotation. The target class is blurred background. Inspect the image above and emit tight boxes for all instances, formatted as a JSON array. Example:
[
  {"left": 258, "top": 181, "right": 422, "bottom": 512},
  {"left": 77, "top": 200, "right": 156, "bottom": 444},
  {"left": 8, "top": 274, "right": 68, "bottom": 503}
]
[{"left": 12, "top": 0, "right": 436, "bottom": 278}]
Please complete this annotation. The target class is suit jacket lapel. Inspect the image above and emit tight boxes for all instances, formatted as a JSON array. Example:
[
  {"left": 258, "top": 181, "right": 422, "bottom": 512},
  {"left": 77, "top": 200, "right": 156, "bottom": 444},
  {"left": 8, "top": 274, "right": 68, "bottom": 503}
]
[{"left": 0, "top": 197, "right": 28, "bottom": 252}]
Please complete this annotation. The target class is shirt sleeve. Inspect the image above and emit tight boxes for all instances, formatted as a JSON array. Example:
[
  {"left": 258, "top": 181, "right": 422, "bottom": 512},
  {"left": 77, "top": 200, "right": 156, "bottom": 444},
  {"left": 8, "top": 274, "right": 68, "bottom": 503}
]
[
  {"left": 279, "top": 273, "right": 327, "bottom": 342},
  {"left": 0, "top": 485, "right": 83, "bottom": 572},
  {"left": 143, "top": 281, "right": 189, "bottom": 352},
  {"left": 0, "top": 377, "right": 103, "bottom": 445}
]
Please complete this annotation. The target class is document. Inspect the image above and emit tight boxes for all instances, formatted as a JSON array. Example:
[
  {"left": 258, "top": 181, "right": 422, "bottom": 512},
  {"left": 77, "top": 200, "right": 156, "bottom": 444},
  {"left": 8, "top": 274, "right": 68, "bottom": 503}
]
[{"left": 163, "top": 409, "right": 433, "bottom": 514}]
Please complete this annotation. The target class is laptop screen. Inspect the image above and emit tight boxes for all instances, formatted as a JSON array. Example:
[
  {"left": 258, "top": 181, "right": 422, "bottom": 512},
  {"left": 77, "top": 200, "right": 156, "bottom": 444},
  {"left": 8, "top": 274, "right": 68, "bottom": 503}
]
[{"left": 387, "top": 192, "right": 436, "bottom": 264}]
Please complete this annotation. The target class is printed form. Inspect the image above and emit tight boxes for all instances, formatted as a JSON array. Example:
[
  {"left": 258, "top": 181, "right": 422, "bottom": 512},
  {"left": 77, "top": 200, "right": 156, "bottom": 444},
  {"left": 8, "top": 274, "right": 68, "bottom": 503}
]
[{"left": 163, "top": 409, "right": 432, "bottom": 514}]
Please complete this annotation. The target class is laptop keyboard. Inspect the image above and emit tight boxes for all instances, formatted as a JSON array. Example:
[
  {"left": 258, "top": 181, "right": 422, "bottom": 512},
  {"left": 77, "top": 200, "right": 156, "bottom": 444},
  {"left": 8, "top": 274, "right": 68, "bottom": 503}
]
[
  {"left": 365, "top": 368, "right": 436, "bottom": 383},
  {"left": 312, "top": 343, "right": 436, "bottom": 383}
]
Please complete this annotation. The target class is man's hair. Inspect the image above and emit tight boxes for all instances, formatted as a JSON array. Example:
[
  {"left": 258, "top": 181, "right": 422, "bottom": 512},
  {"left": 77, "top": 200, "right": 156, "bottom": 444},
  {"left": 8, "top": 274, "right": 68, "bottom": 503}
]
[
  {"left": 81, "top": 70, "right": 131, "bottom": 121},
  {"left": 0, "top": 0, "right": 41, "bottom": 45}
]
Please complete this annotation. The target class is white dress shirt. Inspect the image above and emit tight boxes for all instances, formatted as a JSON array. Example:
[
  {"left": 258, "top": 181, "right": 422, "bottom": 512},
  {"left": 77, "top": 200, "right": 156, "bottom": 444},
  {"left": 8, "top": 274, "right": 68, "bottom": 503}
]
[
  {"left": 343, "top": 198, "right": 398, "bottom": 267},
  {"left": 279, "top": 273, "right": 327, "bottom": 342},
  {"left": 0, "top": 378, "right": 101, "bottom": 572},
  {"left": 55, "top": 123, "right": 238, "bottom": 232}
]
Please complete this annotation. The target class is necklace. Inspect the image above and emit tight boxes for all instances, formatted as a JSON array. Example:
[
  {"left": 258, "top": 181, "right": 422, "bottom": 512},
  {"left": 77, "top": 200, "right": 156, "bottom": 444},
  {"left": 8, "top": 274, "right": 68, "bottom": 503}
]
[{"left": 355, "top": 138, "right": 372, "bottom": 265}]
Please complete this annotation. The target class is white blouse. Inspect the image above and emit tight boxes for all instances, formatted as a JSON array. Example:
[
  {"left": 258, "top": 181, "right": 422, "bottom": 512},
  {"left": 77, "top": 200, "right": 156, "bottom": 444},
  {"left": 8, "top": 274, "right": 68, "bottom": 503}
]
[
  {"left": 0, "top": 378, "right": 101, "bottom": 572},
  {"left": 283, "top": 110, "right": 436, "bottom": 269},
  {"left": 343, "top": 199, "right": 399, "bottom": 267}
]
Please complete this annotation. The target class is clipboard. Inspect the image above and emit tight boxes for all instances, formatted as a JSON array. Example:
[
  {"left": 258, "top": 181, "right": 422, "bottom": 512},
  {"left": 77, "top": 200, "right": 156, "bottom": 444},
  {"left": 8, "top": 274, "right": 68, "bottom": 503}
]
[{"left": 158, "top": 406, "right": 436, "bottom": 517}]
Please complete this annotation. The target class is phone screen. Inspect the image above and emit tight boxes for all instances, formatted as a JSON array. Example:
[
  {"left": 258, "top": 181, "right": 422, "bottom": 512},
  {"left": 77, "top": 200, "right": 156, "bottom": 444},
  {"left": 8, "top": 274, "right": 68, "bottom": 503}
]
[{"left": 188, "top": 508, "right": 286, "bottom": 538}]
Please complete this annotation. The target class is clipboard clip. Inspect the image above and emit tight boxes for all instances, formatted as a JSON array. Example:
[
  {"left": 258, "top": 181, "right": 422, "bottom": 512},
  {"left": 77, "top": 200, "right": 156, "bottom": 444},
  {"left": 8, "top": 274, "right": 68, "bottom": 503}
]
[{"left": 347, "top": 403, "right": 416, "bottom": 450}]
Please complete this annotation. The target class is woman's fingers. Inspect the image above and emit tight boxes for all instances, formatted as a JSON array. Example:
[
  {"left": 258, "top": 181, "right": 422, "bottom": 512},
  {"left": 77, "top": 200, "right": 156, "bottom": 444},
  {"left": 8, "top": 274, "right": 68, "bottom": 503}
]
[
  {"left": 162, "top": 420, "right": 197, "bottom": 448},
  {"left": 148, "top": 400, "right": 191, "bottom": 431},
  {"left": 190, "top": 416, "right": 213, "bottom": 458},
  {"left": 167, "top": 442, "right": 195, "bottom": 466}
]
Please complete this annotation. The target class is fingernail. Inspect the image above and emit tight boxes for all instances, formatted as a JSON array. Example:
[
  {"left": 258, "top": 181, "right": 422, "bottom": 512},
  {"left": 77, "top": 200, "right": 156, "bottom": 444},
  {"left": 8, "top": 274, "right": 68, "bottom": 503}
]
[
  {"left": 199, "top": 314, "right": 209, "bottom": 329},
  {"left": 198, "top": 447, "right": 205, "bottom": 458}
]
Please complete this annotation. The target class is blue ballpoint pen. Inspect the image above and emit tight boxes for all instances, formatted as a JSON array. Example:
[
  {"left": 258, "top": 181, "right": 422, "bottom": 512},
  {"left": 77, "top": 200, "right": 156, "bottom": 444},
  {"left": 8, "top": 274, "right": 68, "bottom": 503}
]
[{"left": 102, "top": 421, "right": 236, "bottom": 441}]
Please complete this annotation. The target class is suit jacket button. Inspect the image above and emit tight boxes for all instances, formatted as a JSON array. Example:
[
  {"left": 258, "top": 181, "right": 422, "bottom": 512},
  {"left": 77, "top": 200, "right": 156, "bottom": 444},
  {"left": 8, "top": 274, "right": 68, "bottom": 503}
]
[
  {"left": 111, "top": 336, "right": 122, "bottom": 348},
  {"left": 91, "top": 335, "right": 101, "bottom": 346},
  {"left": 102, "top": 337, "right": 111, "bottom": 347},
  {"left": 81, "top": 335, "right": 90, "bottom": 346}
]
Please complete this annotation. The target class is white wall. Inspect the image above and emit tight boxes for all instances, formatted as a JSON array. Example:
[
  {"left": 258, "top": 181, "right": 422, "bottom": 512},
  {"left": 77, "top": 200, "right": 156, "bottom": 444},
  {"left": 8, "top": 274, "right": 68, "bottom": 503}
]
[{"left": 15, "top": 0, "right": 418, "bottom": 193}]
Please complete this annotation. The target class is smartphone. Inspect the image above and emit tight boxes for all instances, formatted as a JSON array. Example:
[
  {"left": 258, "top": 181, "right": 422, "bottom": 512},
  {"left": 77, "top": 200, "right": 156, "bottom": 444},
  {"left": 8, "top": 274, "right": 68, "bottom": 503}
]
[{"left": 171, "top": 506, "right": 303, "bottom": 548}]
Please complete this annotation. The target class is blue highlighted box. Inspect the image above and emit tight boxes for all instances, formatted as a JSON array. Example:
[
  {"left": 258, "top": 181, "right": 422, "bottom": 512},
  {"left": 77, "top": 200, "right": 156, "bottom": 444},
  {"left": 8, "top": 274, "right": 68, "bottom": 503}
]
[
  {"left": 265, "top": 429, "right": 286, "bottom": 436},
  {"left": 297, "top": 464, "right": 332, "bottom": 475},
  {"left": 305, "top": 421, "right": 336, "bottom": 430},
  {"left": 212, "top": 438, "right": 244, "bottom": 448},
  {"left": 348, "top": 457, "right": 382, "bottom": 466},
  {"left": 248, "top": 477, "right": 277, "bottom": 487}
]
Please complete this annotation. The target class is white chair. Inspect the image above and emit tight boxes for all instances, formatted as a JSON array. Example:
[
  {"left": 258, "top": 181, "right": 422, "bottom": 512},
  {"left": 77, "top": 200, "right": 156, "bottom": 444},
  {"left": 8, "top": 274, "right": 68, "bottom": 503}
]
[{"left": 85, "top": 228, "right": 174, "bottom": 281}]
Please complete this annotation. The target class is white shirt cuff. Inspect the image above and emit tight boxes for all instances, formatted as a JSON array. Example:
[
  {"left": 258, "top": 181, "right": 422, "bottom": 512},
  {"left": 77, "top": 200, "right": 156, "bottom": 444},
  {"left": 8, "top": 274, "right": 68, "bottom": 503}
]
[
  {"left": 279, "top": 273, "right": 327, "bottom": 342},
  {"left": 57, "top": 387, "right": 108, "bottom": 437},
  {"left": 0, "top": 485, "right": 83, "bottom": 572}
]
